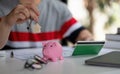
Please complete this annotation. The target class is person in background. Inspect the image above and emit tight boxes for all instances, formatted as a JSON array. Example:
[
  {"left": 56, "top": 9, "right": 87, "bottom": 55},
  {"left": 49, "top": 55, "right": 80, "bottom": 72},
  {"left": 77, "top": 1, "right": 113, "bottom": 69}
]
[{"left": 0, "top": 0, "right": 93, "bottom": 49}]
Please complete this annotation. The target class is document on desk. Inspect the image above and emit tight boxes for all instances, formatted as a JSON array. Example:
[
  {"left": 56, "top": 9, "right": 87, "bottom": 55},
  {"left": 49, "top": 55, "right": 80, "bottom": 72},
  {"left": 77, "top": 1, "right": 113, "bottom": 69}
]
[
  {"left": 6, "top": 48, "right": 43, "bottom": 60},
  {"left": 6, "top": 47, "right": 74, "bottom": 60}
]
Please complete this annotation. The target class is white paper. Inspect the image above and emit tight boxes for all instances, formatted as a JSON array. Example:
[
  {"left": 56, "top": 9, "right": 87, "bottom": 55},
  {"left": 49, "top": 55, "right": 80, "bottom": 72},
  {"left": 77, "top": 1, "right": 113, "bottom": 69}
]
[{"left": 5, "top": 47, "right": 74, "bottom": 60}]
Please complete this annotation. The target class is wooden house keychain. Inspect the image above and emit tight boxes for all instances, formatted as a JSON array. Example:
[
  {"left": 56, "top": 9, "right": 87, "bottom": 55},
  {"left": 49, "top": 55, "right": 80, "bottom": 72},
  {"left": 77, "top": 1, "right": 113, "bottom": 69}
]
[
  {"left": 27, "top": 19, "right": 41, "bottom": 33},
  {"left": 32, "top": 22, "right": 41, "bottom": 33}
]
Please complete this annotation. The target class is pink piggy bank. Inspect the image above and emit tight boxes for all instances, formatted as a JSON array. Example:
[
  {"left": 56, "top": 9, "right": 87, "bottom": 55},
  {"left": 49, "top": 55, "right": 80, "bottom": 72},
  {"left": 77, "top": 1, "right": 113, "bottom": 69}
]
[{"left": 42, "top": 41, "right": 63, "bottom": 62}]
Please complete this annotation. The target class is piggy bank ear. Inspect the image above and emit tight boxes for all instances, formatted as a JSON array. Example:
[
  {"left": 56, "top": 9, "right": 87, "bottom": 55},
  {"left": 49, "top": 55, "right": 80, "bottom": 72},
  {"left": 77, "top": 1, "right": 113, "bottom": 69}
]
[
  {"left": 52, "top": 42, "right": 57, "bottom": 46},
  {"left": 42, "top": 42, "right": 48, "bottom": 46}
]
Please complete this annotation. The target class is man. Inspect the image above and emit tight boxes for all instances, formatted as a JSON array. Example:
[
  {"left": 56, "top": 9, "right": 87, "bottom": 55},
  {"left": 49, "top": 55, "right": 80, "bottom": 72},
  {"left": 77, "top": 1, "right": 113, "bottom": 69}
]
[{"left": 0, "top": 0, "right": 93, "bottom": 49}]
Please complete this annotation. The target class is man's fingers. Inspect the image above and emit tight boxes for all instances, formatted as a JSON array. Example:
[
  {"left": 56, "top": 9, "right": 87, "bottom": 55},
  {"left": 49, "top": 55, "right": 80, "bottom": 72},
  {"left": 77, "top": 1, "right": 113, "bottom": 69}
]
[
  {"left": 15, "top": 5, "right": 30, "bottom": 19},
  {"left": 7, "top": 4, "right": 39, "bottom": 25},
  {"left": 18, "top": 4, "right": 39, "bottom": 22},
  {"left": 14, "top": 13, "right": 26, "bottom": 22},
  {"left": 29, "top": 10, "right": 39, "bottom": 22},
  {"left": 25, "top": 4, "right": 40, "bottom": 16}
]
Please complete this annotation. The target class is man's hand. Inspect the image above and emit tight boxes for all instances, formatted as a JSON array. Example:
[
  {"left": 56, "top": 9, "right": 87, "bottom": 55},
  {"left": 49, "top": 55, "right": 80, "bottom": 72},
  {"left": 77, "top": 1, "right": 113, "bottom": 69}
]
[
  {"left": 76, "top": 29, "right": 93, "bottom": 41},
  {"left": 3, "top": 0, "right": 40, "bottom": 27}
]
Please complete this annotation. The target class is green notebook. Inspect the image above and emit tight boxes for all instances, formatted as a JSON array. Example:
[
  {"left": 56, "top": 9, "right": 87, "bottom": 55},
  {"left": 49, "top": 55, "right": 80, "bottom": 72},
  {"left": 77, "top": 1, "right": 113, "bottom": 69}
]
[{"left": 72, "top": 41, "right": 105, "bottom": 56}]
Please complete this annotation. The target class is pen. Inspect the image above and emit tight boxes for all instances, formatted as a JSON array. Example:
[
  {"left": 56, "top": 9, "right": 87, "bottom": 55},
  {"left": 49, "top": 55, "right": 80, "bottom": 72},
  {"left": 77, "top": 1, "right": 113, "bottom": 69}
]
[{"left": 11, "top": 51, "right": 14, "bottom": 58}]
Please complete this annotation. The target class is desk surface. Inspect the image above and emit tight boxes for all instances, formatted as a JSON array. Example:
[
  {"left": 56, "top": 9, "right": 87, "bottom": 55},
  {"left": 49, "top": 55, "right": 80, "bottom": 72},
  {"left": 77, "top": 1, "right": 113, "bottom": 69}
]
[{"left": 0, "top": 48, "right": 120, "bottom": 74}]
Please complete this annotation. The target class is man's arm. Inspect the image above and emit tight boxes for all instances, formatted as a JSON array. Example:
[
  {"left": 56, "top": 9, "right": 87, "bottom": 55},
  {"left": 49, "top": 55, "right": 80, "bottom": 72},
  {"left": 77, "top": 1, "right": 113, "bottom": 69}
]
[
  {"left": 0, "top": 17, "right": 13, "bottom": 49},
  {"left": 0, "top": 3, "right": 39, "bottom": 49},
  {"left": 64, "top": 26, "right": 93, "bottom": 44}
]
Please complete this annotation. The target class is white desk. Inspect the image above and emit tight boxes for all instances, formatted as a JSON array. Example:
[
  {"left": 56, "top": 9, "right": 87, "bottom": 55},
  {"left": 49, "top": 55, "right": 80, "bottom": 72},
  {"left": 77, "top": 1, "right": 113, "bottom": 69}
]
[{"left": 0, "top": 48, "right": 120, "bottom": 74}]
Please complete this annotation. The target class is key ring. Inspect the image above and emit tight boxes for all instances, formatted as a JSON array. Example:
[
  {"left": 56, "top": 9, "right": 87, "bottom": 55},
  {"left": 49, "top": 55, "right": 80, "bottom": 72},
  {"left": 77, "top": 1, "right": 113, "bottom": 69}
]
[
  {"left": 27, "top": 19, "right": 32, "bottom": 31},
  {"left": 24, "top": 59, "right": 43, "bottom": 70},
  {"left": 24, "top": 55, "right": 47, "bottom": 70},
  {"left": 34, "top": 55, "right": 48, "bottom": 64}
]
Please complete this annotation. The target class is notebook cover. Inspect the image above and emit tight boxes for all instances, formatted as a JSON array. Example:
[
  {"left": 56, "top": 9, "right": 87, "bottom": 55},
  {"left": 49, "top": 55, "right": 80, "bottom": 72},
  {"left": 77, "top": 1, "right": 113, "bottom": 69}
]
[
  {"left": 72, "top": 41, "right": 104, "bottom": 56},
  {"left": 85, "top": 51, "right": 120, "bottom": 68}
]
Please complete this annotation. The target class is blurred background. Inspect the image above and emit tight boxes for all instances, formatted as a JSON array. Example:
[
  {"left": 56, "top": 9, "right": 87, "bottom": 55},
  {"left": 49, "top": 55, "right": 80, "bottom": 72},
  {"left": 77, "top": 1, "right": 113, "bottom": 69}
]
[{"left": 61, "top": 0, "right": 120, "bottom": 41}]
